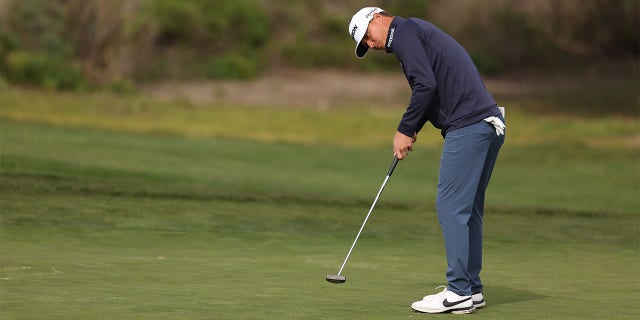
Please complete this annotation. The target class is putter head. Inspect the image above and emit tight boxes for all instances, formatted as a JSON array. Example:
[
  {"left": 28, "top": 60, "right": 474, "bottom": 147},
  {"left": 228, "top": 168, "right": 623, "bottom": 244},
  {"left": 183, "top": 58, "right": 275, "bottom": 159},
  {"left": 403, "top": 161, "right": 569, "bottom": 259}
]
[{"left": 326, "top": 274, "right": 346, "bottom": 284}]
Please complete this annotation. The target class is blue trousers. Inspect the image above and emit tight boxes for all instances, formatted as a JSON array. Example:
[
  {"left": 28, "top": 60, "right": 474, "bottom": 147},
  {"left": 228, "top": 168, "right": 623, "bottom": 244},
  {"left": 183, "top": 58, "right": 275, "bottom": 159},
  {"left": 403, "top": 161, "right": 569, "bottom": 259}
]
[{"left": 436, "top": 117, "right": 504, "bottom": 296}]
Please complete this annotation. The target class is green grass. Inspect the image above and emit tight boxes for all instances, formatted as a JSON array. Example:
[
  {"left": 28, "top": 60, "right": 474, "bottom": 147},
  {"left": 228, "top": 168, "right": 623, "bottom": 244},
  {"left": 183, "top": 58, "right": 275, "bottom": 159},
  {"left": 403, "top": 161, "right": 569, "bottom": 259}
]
[
  {"left": 1, "top": 87, "right": 638, "bottom": 148},
  {"left": 0, "top": 85, "right": 639, "bottom": 319},
  {"left": 1, "top": 120, "right": 638, "bottom": 319}
]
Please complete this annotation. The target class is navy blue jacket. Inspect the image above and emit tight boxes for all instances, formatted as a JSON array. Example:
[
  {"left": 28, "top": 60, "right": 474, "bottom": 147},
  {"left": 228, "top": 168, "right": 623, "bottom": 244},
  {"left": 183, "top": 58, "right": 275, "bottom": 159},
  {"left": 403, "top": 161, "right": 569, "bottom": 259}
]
[{"left": 386, "top": 17, "right": 499, "bottom": 137}]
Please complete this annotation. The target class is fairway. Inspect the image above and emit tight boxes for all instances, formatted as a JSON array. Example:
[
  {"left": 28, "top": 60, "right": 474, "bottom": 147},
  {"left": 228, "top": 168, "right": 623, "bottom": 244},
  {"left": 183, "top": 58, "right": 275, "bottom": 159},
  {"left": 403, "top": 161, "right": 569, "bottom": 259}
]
[{"left": 1, "top": 118, "right": 638, "bottom": 319}]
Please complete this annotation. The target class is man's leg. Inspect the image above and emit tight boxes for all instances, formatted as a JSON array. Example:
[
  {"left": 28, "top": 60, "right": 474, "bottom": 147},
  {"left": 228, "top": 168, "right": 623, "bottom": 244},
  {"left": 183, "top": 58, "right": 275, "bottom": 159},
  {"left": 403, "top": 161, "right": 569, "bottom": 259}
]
[
  {"left": 436, "top": 121, "right": 497, "bottom": 296},
  {"left": 468, "top": 125, "right": 504, "bottom": 295}
]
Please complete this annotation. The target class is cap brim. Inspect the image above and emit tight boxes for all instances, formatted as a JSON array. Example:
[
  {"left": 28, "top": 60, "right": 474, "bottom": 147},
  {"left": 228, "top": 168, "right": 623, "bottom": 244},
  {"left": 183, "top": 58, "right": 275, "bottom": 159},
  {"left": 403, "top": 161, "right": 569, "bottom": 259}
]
[{"left": 355, "top": 42, "right": 369, "bottom": 58}]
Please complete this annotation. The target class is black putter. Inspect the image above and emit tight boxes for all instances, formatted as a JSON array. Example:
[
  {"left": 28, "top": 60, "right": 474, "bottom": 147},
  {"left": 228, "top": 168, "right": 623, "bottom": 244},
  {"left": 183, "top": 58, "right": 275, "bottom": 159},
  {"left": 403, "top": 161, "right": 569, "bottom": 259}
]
[{"left": 326, "top": 156, "right": 399, "bottom": 284}]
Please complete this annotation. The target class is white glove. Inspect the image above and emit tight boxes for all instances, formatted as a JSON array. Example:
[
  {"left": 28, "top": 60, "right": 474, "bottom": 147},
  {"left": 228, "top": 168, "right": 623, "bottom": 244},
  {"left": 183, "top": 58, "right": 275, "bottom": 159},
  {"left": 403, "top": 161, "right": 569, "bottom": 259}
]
[{"left": 484, "top": 115, "right": 505, "bottom": 136}]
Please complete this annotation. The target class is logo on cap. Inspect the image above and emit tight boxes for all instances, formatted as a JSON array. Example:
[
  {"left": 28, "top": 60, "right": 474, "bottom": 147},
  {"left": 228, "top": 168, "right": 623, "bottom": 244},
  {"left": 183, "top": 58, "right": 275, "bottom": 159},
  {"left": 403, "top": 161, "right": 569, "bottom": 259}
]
[
  {"left": 365, "top": 8, "right": 378, "bottom": 18},
  {"left": 350, "top": 25, "right": 358, "bottom": 40}
]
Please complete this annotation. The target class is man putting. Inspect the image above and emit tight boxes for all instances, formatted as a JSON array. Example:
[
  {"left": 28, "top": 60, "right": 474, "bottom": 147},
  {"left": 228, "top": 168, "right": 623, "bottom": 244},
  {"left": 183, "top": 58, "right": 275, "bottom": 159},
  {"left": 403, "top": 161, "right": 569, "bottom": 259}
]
[{"left": 348, "top": 7, "right": 505, "bottom": 314}]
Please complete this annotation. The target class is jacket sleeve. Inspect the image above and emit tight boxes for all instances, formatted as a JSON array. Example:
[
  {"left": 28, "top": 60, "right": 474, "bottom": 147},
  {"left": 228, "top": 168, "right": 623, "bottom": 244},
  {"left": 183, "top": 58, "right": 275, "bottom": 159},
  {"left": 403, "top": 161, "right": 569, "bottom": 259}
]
[{"left": 395, "top": 31, "right": 436, "bottom": 137}]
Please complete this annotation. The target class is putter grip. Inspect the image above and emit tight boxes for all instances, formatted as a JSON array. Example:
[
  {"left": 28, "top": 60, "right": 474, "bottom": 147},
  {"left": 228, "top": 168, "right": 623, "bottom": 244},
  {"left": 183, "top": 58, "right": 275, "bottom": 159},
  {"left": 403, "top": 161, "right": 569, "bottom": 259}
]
[{"left": 387, "top": 156, "right": 399, "bottom": 176}]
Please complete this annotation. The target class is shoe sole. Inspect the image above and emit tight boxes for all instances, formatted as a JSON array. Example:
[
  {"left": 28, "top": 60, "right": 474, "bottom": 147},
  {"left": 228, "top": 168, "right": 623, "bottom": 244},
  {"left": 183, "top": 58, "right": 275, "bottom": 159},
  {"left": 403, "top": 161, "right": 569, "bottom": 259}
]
[
  {"left": 452, "top": 306, "right": 476, "bottom": 314},
  {"left": 411, "top": 305, "right": 476, "bottom": 314}
]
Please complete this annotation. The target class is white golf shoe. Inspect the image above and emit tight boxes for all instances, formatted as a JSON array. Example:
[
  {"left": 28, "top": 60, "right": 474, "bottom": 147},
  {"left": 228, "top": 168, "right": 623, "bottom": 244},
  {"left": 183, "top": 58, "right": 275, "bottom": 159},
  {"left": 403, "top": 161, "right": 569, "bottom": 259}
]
[
  {"left": 411, "top": 287, "right": 475, "bottom": 314},
  {"left": 472, "top": 292, "right": 486, "bottom": 308}
]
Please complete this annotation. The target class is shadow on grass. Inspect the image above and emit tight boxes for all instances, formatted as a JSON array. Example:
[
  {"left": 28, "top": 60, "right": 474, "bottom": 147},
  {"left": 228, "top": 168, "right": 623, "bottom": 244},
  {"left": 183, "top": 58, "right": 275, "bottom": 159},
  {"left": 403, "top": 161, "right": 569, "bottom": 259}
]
[{"left": 485, "top": 286, "right": 546, "bottom": 306}]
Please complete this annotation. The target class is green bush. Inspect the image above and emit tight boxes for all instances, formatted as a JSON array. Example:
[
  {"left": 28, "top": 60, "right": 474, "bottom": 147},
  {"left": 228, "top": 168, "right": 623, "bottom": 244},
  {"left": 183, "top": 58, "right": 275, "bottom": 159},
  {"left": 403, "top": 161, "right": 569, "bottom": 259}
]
[
  {"left": 148, "top": 0, "right": 270, "bottom": 80},
  {"left": 149, "top": 0, "right": 271, "bottom": 50},
  {"left": 150, "top": 0, "right": 208, "bottom": 44},
  {"left": 1, "top": 0, "right": 85, "bottom": 89},
  {"left": 5, "top": 51, "right": 86, "bottom": 90},
  {"left": 206, "top": 54, "right": 261, "bottom": 80},
  {"left": 460, "top": 7, "right": 567, "bottom": 73},
  {"left": 280, "top": 42, "right": 331, "bottom": 68},
  {"left": 0, "top": 0, "right": 636, "bottom": 87},
  {"left": 108, "top": 79, "right": 137, "bottom": 94},
  {"left": 470, "top": 53, "right": 501, "bottom": 75}
]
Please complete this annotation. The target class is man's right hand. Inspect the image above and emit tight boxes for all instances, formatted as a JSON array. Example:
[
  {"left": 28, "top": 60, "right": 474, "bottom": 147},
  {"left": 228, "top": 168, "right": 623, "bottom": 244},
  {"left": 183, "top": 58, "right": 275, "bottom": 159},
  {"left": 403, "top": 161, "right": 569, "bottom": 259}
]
[{"left": 393, "top": 131, "right": 415, "bottom": 160}]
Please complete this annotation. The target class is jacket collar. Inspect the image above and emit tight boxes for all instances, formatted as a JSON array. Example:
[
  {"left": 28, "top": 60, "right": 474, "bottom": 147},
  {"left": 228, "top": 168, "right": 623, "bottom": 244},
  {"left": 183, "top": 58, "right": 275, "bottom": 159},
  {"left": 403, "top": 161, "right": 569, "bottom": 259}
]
[{"left": 385, "top": 16, "right": 404, "bottom": 53}]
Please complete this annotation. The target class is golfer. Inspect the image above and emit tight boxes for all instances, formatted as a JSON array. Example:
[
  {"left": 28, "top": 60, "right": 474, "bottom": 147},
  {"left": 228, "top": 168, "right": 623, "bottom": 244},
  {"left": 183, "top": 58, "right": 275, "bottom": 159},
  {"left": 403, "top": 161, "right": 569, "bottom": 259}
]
[{"left": 348, "top": 7, "right": 505, "bottom": 314}]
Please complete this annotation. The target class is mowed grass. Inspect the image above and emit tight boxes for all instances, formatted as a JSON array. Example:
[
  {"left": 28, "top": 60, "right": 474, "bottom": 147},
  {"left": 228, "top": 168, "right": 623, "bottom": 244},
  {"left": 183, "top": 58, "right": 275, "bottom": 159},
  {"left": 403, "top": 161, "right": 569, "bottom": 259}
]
[{"left": 1, "top": 87, "right": 639, "bottom": 319}]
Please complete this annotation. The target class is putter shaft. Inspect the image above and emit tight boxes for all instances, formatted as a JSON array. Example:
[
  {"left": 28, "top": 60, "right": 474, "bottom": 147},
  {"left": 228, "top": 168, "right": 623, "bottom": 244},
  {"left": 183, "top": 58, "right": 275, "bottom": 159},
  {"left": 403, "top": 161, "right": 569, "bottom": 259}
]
[{"left": 335, "top": 157, "right": 398, "bottom": 276}]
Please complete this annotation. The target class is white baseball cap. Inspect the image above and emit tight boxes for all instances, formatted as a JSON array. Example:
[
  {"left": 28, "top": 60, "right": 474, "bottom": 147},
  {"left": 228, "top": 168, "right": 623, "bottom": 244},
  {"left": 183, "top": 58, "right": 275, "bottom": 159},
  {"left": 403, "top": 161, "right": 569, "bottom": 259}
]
[{"left": 348, "top": 7, "right": 384, "bottom": 59}]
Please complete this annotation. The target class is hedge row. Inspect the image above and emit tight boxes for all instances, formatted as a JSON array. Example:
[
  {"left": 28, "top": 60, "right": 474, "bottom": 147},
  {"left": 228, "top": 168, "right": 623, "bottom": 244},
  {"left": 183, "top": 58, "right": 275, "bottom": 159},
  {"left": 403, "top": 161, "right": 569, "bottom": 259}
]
[{"left": 0, "top": 0, "right": 637, "bottom": 90}]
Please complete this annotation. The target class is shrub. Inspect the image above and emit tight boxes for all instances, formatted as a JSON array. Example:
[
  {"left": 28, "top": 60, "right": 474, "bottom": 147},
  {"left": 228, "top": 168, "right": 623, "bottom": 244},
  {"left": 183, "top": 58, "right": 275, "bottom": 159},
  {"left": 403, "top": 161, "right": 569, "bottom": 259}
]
[
  {"left": 150, "top": 0, "right": 208, "bottom": 44},
  {"left": 148, "top": 0, "right": 270, "bottom": 80},
  {"left": 0, "top": 0, "right": 636, "bottom": 87},
  {"left": 206, "top": 54, "right": 261, "bottom": 80},
  {"left": 5, "top": 51, "right": 86, "bottom": 90},
  {"left": 459, "top": 6, "right": 567, "bottom": 73}
]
